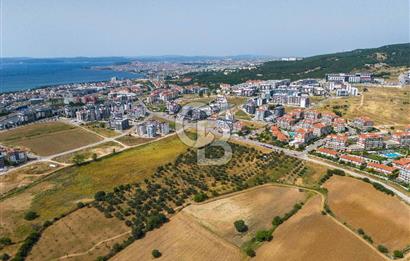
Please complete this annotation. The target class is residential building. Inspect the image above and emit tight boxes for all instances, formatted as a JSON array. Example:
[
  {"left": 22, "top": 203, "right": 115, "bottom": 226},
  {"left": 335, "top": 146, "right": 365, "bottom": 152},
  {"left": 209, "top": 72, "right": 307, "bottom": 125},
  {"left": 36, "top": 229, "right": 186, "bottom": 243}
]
[
  {"left": 393, "top": 158, "right": 410, "bottom": 184},
  {"left": 392, "top": 132, "right": 410, "bottom": 147},
  {"left": 351, "top": 117, "right": 374, "bottom": 131},
  {"left": 316, "top": 148, "right": 339, "bottom": 158},
  {"left": 367, "top": 162, "right": 397, "bottom": 175},
  {"left": 312, "top": 123, "right": 332, "bottom": 137},
  {"left": 339, "top": 154, "right": 365, "bottom": 166},
  {"left": 358, "top": 133, "right": 384, "bottom": 150},
  {"left": 324, "top": 134, "right": 348, "bottom": 150}
]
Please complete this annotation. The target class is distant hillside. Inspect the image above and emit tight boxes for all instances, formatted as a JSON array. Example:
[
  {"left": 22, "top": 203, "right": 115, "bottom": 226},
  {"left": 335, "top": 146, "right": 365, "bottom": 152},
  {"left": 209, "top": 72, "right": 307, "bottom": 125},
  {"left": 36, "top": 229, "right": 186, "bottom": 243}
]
[{"left": 186, "top": 43, "right": 410, "bottom": 85}]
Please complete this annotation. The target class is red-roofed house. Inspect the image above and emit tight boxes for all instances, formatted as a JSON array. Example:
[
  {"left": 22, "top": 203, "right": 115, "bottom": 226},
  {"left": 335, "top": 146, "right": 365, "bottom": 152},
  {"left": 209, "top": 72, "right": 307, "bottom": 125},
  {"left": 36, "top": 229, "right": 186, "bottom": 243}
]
[
  {"left": 393, "top": 158, "right": 410, "bottom": 184},
  {"left": 367, "top": 162, "right": 397, "bottom": 175},
  {"left": 339, "top": 154, "right": 365, "bottom": 166},
  {"left": 317, "top": 148, "right": 339, "bottom": 158},
  {"left": 270, "top": 126, "right": 289, "bottom": 142}
]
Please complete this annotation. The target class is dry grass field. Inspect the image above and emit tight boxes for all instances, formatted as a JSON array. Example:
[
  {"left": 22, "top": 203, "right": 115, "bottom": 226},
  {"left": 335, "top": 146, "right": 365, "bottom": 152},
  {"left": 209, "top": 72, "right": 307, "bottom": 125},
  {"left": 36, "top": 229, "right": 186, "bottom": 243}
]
[
  {"left": 0, "top": 135, "right": 188, "bottom": 243},
  {"left": 27, "top": 207, "right": 130, "bottom": 261},
  {"left": 316, "top": 86, "right": 410, "bottom": 125},
  {"left": 83, "top": 122, "right": 120, "bottom": 138},
  {"left": 184, "top": 185, "right": 307, "bottom": 246},
  {"left": 0, "top": 122, "right": 103, "bottom": 156},
  {"left": 0, "top": 161, "right": 62, "bottom": 195},
  {"left": 115, "top": 135, "right": 155, "bottom": 146},
  {"left": 255, "top": 196, "right": 385, "bottom": 261},
  {"left": 324, "top": 175, "right": 410, "bottom": 251},
  {"left": 112, "top": 212, "right": 244, "bottom": 261},
  {"left": 53, "top": 141, "right": 123, "bottom": 164}
]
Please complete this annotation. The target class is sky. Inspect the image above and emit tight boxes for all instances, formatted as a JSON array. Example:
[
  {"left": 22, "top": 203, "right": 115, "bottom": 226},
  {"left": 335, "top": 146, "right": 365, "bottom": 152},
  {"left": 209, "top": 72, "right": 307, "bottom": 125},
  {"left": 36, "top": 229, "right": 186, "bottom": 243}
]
[{"left": 1, "top": 0, "right": 409, "bottom": 58}]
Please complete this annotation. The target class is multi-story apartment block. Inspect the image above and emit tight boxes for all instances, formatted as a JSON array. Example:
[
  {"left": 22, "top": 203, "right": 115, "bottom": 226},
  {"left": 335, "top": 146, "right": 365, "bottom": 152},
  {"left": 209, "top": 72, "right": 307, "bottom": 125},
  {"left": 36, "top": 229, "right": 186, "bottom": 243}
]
[
  {"left": 324, "top": 134, "right": 348, "bottom": 150},
  {"left": 312, "top": 123, "right": 332, "bottom": 137},
  {"left": 351, "top": 117, "right": 374, "bottom": 131},
  {"left": 276, "top": 115, "right": 297, "bottom": 130},
  {"left": 358, "top": 133, "right": 384, "bottom": 150},
  {"left": 391, "top": 132, "right": 410, "bottom": 147},
  {"left": 304, "top": 110, "right": 322, "bottom": 120},
  {"left": 332, "top": 117, "right": 347, "bottom": 133}
]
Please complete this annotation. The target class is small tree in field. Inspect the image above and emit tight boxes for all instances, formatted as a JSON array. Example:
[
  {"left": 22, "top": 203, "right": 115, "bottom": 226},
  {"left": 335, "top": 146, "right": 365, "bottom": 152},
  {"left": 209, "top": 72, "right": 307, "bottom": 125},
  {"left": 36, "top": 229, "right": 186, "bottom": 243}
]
[
  {"left": 152, "top": 249, "right": 161, "bottom": 258},
  {"left": 234, "top": 220, "right": 248, "bottom": 233}
]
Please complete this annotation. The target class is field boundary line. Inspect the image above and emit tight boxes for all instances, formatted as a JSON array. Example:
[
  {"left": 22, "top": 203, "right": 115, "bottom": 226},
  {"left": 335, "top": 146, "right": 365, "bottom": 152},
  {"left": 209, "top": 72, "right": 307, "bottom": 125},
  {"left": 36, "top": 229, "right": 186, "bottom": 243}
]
[{"left": 56, "top": 230, "right": 131, "bottom": 260}]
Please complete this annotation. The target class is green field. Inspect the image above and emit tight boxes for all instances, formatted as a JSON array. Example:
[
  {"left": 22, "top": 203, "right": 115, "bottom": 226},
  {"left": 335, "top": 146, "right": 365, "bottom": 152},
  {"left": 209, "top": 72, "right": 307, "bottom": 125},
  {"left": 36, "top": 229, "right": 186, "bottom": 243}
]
[{"left": 0, "top": 122, "right": 103, "bottom": 156}]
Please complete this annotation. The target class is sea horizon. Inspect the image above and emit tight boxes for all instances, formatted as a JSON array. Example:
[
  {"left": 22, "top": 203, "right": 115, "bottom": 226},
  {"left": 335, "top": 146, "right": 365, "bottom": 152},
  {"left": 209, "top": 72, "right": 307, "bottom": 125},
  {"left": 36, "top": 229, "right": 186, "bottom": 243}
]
[{"left": 0, "top": 57, "right": 143, "bottom": 93}]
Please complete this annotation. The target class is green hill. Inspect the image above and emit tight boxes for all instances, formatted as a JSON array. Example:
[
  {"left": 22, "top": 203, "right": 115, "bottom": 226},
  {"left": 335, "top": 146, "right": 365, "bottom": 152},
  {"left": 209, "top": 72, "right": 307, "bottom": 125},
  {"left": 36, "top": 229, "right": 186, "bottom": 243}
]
[{"left": 187, "top": 43, "right": 410, "bottom": 85}]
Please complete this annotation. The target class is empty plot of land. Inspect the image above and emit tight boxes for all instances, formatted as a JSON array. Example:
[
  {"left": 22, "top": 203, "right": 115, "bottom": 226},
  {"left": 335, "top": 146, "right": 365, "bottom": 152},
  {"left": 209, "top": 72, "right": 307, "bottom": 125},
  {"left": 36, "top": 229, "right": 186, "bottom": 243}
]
[
  {"left": 112, "top": 212, "right": 243, "bottom": 261},
  {"left": 255, "top": 196, "right": 385, "bottom": 261},
  {"left": 316, "top": 86, "right": 410, "bottom": 125},
  {"left": 0, "top": 122, "right": 103, "bottom": 156},
  {"left": 0, "top": 161, "right": 61, "bottom": 195},
  {"left": 324, "top": 175, "right": 410, "bottom": 251},
  {"left": 115, "top": 135, "right": 155, "bottom": 146},
  {"left": 184, "top": 185, "right": 307, "bottom": 246},
  {"left": 53, "top": 141, "right": 123, "bottom": 164},
  {"left": 27, "top": 207, "right": 129, "bottom": 261}
]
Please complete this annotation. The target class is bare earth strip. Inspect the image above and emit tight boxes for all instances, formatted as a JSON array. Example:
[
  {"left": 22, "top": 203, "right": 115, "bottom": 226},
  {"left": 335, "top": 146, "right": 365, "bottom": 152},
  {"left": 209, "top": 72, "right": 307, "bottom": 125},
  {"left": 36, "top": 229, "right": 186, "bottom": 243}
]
[
  {"left": 112, "top": 212, "right": 244, "bottom": 261},
  {"left": 324, "top": 175, "right": 410, "bottom": 251},
  {"left": 184, "top": 185, "right": 307, "bottom": 246},
  {"left": 255, "top": 196, "right": 386, "bottom": 261}
]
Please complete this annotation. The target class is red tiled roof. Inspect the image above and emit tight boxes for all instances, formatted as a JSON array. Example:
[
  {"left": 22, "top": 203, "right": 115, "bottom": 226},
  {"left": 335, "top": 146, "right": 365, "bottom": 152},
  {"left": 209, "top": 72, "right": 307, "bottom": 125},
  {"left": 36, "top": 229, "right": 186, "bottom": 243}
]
[
  {"left": 393, "top": 158, "right": 410, "bottom": 167},
  {"left": 317, "top": 148, "right": 338, "bottom": 156},
  {"left": 367, "top": 162, "right": 397, "bottom": 173},
  {"left": 339, "top": 154, "right": 364, "bottom": 164}
]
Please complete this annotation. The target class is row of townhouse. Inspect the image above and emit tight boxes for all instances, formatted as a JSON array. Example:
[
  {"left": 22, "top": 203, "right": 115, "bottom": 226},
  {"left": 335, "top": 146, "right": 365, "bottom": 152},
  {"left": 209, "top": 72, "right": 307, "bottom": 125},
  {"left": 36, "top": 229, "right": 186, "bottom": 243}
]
[{"left": 316, "top": 148, "right": 399, "bottom": 176}]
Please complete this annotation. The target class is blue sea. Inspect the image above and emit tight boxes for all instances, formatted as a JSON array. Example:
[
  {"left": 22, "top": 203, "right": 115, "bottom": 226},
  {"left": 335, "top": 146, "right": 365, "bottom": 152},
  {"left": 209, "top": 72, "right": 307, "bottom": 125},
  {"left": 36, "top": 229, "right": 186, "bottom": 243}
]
[{"left": 0, "top": 57, "right": 143, "bottom": 93}]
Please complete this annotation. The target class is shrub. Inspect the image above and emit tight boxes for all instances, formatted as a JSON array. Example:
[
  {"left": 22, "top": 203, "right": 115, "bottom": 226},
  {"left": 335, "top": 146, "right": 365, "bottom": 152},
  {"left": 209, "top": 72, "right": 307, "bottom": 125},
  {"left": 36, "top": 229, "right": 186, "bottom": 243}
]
[
  {"left": 393, "top": 250, "right": 403, "bottom": 258},
  {"left": 77, "top": 202, "right": 85, "bottom": 208},
  {"left": 357, "top": 228, "right": 364, "bottom": 235},
  {"left": 0, "top": 237, "right": 12, "bottom": 246},
  {"left": 193, "top": 192, "right": 208, "bottom": 202},
  {"left": 234, "top": 220, "right": 248, "bottom": 233},
  {"left": 24, "top": 211, "right": 39, "bottom": 221},
  {"left": 152, "top": 249, "right": 161, "bottom": 258},
  {"left": 95, "top": 191, "right": 106, "bottom": 201},
  {"left": 272, "top": 216, "right": 283, "bottom": 226},
  {"left": 377, "top": 245, "right": 389, "bottom": 253},
  {"left": 0, "top": 254, "right": 10, "bottom": 261},
  {"left": 245, "top": 247, "right": 256, "bottom": 257},
  {"left": 255, "top": 230, "right": 272, "bottom": 242}
]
